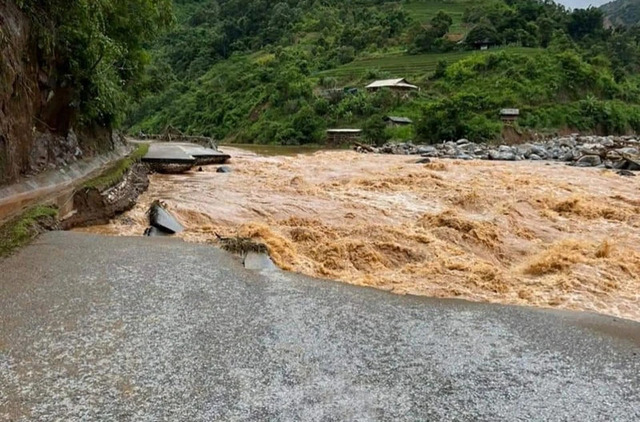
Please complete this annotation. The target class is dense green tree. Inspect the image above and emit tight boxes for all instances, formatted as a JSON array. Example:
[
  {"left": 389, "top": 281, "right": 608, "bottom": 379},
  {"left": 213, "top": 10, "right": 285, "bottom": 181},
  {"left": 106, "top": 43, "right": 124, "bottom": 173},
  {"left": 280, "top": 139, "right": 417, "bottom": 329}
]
[{"left": 18, "top": 0, "right": 173, "bottom": 128}]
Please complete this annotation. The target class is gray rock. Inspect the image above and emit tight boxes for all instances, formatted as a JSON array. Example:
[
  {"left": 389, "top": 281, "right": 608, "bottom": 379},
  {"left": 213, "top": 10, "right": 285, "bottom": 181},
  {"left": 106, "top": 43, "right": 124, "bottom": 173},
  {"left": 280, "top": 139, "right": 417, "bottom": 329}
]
[
  {"left": 417, "top": 158, "right": 431, "bottom": 164},
  {"left": 515, "top": 144, "right": 533, "bottom": 157},
  {"left": 617, "top": 170, "right": 636, "bottom": 177},
  {"left": 529, "top": 154, "right": 542, "bottom": 160},
  {"left": 488, "top": 150, "right": 516, "bottom": 161},
  {"left": 530, "top": 145, "right": 548, "bottom": 158},
  {"left": 602, "top": 138, "right": 615, "bottom": 147},
  {"left": 417, "top": 146, "right": 437, "bottom": 155},
  {"left": 456, "top": 153, "right": 474, "bottom": 160},
  {"left": 617, "top": 147, "right": 639, "bottom": 156},
  {"left": 456, "top": 138, "right": 470, "bottom": 145},
  {"left": 217, "top": 166, "right": 232, "bottom": 173},
  {"left": 575, "top": 155, "right": 602, "bottom": 167}
]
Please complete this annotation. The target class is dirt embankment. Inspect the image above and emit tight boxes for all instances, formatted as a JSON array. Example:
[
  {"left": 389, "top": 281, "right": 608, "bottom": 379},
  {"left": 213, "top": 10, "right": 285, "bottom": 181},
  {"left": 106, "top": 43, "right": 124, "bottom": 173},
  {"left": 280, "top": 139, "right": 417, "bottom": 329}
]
[
  {"left": 80, "top": 148, "right": 640, "bottom": 321},
  {"left": 0, "top": 1, "right": 118, "bottom": 186},
  {"left": 61, "top": 163, "right": 149, "bottom": 229}
]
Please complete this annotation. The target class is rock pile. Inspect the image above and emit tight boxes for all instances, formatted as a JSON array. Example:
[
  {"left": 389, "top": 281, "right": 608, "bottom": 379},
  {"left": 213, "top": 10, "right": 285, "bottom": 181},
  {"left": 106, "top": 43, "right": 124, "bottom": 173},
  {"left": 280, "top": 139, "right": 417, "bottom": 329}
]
[{"left": 355, "top": 135, "right": 640, "bottom": 170}]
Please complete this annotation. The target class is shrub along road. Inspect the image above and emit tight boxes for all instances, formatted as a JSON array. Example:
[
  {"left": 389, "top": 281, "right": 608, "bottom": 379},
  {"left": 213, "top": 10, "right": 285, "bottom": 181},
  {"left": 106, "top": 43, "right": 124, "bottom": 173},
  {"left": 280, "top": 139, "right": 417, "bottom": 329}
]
[{"left": 0, "top": 232, "right": 639, "bottom": 420}]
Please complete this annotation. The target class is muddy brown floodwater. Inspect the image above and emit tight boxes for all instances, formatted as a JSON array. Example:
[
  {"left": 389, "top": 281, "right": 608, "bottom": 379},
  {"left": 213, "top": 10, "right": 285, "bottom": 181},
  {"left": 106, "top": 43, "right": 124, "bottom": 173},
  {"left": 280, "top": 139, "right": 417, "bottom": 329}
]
[{"left": 76, "top": 147, "right": 640, "bottom": 321}]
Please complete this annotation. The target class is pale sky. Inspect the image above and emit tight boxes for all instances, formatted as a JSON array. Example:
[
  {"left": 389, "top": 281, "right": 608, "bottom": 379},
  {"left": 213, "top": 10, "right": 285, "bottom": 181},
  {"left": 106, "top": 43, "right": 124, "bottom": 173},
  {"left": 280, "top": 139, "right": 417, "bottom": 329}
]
[{"left": 554, "top": 0, "right": 612, "bottom": 9}]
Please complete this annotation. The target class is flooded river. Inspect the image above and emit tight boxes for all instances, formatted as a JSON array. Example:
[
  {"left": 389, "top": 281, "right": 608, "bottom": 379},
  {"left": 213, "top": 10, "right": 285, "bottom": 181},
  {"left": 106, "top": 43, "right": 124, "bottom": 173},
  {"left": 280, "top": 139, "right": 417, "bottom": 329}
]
[{"left": 77, "top": 146, "right": 640, "bottom": 321}]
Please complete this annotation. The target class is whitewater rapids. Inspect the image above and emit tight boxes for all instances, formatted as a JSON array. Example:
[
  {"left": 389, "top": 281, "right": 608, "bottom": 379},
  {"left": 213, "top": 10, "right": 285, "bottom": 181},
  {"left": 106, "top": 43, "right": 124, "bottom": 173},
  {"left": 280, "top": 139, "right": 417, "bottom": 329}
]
[{"left": 77, "top": 147, "right": 640, "bottom": 321}]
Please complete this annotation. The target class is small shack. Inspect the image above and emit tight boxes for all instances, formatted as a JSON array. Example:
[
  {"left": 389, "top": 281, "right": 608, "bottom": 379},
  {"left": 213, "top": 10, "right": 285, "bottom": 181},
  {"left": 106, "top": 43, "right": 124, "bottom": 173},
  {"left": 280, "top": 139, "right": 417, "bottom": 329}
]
[
  {"left": 383, "top": 116, "right": 413, "bottom": 127},
  {"left": 326, "top": 129, "right": 362, "bottom": 145},
  {"left": 472, "top": 38, "right": 494, "bottom": 50},
  {"left": 500, "top": 108, "right": 520, "bottom": 122},
  {"left": 365, "top": 78, "right": 419, "bottom": 93}
]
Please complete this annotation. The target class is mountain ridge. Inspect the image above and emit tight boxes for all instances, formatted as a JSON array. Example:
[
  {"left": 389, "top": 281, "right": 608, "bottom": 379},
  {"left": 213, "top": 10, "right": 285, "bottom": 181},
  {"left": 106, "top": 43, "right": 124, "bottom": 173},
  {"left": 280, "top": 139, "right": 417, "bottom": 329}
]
[{"left": 600, "top": 0, "right": 640, "bottom": 26}]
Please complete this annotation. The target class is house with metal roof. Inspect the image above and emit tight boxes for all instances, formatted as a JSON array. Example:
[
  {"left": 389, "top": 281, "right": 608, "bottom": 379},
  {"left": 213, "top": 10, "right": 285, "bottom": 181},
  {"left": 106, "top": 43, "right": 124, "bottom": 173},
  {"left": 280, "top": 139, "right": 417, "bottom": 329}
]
[
  {"left": 500, "top": 108, "right": 520, "bottom": 122},
  {"left": 383, "top": 116, "right": 413, "bottom": 127},
  {"left": 365, "top": 78, "right": 419, "bottom": 92}
]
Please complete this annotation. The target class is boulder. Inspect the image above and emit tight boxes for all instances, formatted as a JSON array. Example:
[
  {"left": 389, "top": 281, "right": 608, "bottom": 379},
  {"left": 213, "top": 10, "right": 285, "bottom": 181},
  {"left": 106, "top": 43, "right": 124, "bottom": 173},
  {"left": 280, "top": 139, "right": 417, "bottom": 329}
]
[
  {"left": 417, "top": 146, "right": 437, "bottom": 156},
  {"left": 217, "top": 166, "right": 232, "bottom": 173},
  {"left": 417, "top": 158, "right": 431, "bottom": 164},
  {"left": 455, "top": 153, "right": 474, "bottom": 160},
  {"left": 617, "top": 147, "right": 639, "bottom": 156},
  {"left": 575, "top": 155, "right": 602, "bottom": 167},
  {"left": 530, "top": 145, "right": 548, "bottom": 158},
  {"left": 488, "top": 150, "right": 516, "bottom": 161}
]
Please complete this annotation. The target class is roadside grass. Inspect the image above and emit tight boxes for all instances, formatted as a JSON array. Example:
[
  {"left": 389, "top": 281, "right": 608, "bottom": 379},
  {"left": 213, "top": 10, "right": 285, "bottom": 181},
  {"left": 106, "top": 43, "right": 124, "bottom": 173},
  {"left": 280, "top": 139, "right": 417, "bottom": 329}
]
[
  {"left": 83, "top": 143, "right": 149, "bottom": 190},
  {"left": 0, "top": 206, "right": 59, "bottom": 258},
  {"left": 318, "top": 47, "right": 540, "bottom": 79}
]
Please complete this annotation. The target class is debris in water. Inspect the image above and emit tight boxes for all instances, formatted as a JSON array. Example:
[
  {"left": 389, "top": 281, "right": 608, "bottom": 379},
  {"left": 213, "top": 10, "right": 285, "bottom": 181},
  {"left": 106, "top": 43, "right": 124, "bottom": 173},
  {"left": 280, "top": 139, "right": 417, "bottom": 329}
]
[
  {"left": 148, "top": 200, "right": 184, "bottom": 234},
  {"left": 144, "top": 226, "right": 171, "bottom": 237},
  {"left": 215, "top": 233, "right": 268, "bottom": 255}
]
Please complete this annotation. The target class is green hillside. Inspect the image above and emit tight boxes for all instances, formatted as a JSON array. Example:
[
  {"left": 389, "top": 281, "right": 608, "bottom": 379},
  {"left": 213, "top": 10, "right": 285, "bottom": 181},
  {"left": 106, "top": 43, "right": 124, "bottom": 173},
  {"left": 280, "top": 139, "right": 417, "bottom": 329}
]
[
  {"left": 601, "top": 0, "right": 640, "bottom": 26},
  {"left": 127, "top": 0, "right": 640, "bottom": 145},
  {"left": 401, "top": 0, "right": 474, "bottom": 33},
  {"left": 319, "top": 47, "right": 539, "bottom": 78}
]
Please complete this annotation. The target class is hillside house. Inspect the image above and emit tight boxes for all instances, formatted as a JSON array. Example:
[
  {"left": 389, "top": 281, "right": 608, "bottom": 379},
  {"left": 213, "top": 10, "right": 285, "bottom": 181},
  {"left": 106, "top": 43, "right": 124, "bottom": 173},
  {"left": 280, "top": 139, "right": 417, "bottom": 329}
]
[
  {"left": 365, "top": 78, "right": 419, "bottom": 93},
  {"left": 384, "top": 116, "right": 413, "bottom": 127},
  {"left": 500, "top": 108, "right": 520, "bottom": 122}
]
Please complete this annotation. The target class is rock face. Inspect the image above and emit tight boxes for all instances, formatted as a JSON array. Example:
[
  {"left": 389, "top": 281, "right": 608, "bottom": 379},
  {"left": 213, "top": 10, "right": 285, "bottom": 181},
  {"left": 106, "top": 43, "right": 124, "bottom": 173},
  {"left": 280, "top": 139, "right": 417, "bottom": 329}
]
[
  {"left": 0, "top": 1, "right": 117, "bottom": 186},
  {"left": 61, "top": 163, "right": 150, "bottom": 229},
  {"left": 355, "top": 135, "right": 640, "bottom": 170}
]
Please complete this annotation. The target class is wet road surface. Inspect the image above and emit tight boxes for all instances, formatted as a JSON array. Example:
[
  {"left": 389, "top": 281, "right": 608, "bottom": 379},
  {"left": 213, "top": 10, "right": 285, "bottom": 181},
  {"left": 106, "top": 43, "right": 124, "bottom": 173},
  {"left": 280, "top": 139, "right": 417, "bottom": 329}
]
[{"left": 0, "top": 232, "right": 639, "bottom": 421}]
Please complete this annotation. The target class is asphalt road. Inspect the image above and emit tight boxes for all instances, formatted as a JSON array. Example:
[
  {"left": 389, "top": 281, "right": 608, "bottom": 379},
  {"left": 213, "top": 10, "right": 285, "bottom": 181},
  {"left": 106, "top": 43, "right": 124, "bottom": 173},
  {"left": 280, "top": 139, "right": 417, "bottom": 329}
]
[{"left": 0, "top": 232, "right": 639, "bottom": 421}]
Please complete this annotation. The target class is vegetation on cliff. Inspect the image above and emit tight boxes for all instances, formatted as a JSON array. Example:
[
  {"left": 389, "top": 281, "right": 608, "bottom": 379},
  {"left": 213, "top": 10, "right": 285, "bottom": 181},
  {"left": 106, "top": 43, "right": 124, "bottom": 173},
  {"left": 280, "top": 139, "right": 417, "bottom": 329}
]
[{"left": 15, "top": 0, "right": 173, "bottom": 128}]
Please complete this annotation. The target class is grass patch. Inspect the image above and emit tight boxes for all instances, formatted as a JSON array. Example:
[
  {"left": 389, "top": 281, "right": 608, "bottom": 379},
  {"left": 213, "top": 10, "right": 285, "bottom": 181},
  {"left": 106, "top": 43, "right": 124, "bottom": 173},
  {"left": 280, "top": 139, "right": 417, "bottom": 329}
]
[
  {"left": 0, "top": 206, "right": 58, "bottom": 258},
  {"left": 83, "top": 143, "right": 149, "bottom": 190}
]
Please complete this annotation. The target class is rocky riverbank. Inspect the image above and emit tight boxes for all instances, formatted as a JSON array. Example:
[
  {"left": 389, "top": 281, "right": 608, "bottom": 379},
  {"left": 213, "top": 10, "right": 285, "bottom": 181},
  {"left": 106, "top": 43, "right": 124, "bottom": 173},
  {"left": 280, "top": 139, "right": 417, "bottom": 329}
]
[{"left": 356, "top": 135, "right": 640, "bottom": 171}]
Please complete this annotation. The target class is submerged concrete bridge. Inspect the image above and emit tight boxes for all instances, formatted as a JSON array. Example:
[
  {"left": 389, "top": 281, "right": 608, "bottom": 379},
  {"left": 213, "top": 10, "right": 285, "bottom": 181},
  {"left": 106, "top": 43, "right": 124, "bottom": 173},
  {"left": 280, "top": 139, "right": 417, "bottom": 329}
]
[{"left": 142, "top": 142, "right": 230, "bottom": 166}]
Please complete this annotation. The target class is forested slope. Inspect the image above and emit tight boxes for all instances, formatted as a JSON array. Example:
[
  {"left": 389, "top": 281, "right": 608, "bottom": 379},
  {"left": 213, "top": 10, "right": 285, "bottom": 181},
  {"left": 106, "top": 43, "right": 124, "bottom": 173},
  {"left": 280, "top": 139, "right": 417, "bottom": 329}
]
[
  {"left": 128, "top": 0, "right": 640, "bottom": 145},
  {"left": 601, "top": 0, "right": 640, "bottom": 26}
]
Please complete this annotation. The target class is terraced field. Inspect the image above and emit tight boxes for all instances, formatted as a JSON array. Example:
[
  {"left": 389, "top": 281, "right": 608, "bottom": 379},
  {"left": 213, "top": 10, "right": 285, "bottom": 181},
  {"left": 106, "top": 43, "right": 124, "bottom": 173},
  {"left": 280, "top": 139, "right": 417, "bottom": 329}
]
[
  {"left": 400, "top": 0, "right": 480, "bottom": 33},
  {"left": 318, "top": 47, "right": 540, "bottom": 79}
]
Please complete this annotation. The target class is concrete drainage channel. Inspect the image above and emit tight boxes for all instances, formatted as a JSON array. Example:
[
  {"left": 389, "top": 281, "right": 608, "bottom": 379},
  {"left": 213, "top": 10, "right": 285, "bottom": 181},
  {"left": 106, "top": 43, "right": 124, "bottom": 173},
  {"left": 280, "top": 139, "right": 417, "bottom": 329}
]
[{"left": 0, "top": 144, "right": 133, "bottom": 224}]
